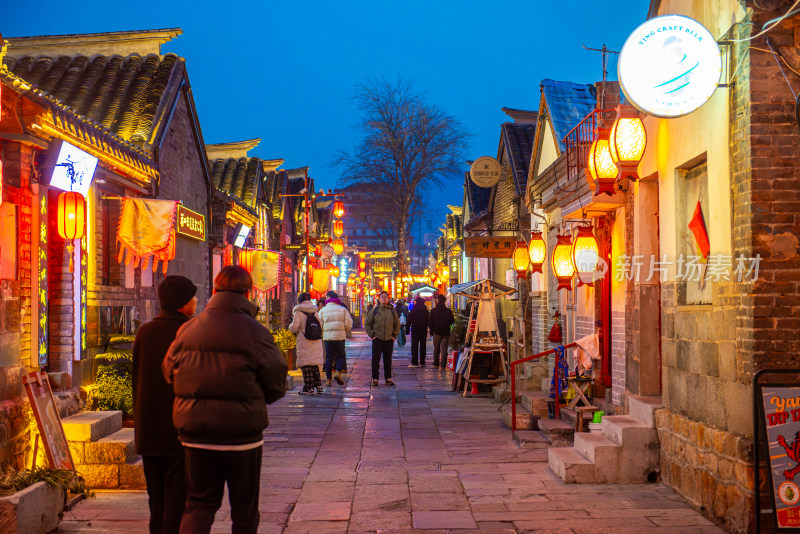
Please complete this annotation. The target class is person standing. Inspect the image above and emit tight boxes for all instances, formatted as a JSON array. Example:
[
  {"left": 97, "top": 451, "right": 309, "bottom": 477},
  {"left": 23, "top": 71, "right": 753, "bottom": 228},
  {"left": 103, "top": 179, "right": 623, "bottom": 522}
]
[
  {"left": 162, "top": 266, "right": 287, "bottom": 534},
  {"left": 318, "top": 291, "right": 352, "bottom": 387},
  {"left": 289, "top": 292, "right": 324, "bottom": 395},
  {"left": 406, "top": 296, "right": 429, "bottom": 367},
  {"left": 365, "top": 291, "right": 400, "bottom": 386},
  {"left": 429, "top": 294, "right": 455, "bottom": 368},
  {"left": 133, "top": 275, "right": 197, "bottom": 534}
]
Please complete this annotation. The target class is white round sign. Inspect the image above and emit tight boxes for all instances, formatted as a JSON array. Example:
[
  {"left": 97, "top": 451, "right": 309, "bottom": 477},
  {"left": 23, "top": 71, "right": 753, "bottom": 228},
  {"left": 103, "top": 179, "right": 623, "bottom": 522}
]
[
  {"left": 618, "top": 14, "right": 722, "bottom": 118},
  {"left": 470, "top": 156, "right": 501, "bottom": 188}
]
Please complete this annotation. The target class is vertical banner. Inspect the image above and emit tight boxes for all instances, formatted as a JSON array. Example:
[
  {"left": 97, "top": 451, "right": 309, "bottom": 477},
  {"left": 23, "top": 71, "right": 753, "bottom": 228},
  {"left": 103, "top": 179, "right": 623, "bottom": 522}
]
[
  {"left": 37, "top": 193, "right": 49, "bottom": 368},
  {"left": 80, "top": 235, "right": 88, "bottom": 358},
  {"left": 251, "top": 250, "right": 281, "bottom": 293},
  {"left": 763, "top": 385, "right": 800, "bottom": 528}
]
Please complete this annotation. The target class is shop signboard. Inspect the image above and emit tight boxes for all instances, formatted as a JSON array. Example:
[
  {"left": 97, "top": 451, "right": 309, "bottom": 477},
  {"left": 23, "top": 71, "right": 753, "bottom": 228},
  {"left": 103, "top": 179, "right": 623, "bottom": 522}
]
[
  {"left": 44, "top": 140, "right": 98, "bottom": 196},
  {"left": 618, "top": 14, "right": 722, "bottom": 118},
  {"left": 251, "top": 250, "right": 281, "bottom": 293},
  {"left": 22, "top": 372, "right": 74, "bottom": 471},
  {"left": 176, "top": 206, "right": 205, "bottom": 241},
  {"left": 464, "top": 236, "right": 516, "bottom": 258},
  {"left": 469, "top": 156, "right": 501, "bottom": 188},
  {"left": 762, "top": 384, "right": 800, "bottom": 528}
]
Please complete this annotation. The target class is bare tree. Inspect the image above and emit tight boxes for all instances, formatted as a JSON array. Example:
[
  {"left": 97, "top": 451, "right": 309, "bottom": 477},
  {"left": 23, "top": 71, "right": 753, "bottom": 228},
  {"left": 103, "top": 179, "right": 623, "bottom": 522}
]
[{"left": 333, "top": 78, "right": 470, "bottom": 274}]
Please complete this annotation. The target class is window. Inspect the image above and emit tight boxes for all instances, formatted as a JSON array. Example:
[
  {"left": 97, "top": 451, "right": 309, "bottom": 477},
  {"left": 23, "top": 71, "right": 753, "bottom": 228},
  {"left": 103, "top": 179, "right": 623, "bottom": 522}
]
[{"left": 675, "top": 157, "right": 711, "bottom": 305}]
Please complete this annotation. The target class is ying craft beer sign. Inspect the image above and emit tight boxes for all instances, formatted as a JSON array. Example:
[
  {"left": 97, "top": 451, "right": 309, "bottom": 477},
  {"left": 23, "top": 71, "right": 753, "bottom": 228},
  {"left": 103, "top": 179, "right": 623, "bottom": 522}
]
[{"left": 762, "top": 386, "right": 800, "bottom": 528}]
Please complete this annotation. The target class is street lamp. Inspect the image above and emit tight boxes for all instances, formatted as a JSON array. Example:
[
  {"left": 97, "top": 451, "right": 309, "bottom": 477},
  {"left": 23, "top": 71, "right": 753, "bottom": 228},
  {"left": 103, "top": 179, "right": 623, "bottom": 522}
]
[
  {"left": 609, "top": 105, "right": 646, "bottom": 181},
  {"left": 512, "top": 240, "right": 530, "bottom": 279},
  {"left": 57, "top": 191, "right": 86, "bottom": 273},
  {"left": 587, "top": 127, "right": 618, "bottom": 196},
  {"left": 528, "top": 231, "right": 546, "bottom": 274},
  {"left": 572, "top": 226, "right": 600, "bottom": 287},
  {"left": 551, "top": 234, "right": 575, "bottom": 291}
]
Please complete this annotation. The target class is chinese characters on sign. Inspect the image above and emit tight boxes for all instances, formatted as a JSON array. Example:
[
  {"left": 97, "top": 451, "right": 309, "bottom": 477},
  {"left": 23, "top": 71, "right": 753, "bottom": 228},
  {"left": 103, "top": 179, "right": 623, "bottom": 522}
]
[
  {"left": 464, "top": 237, "right": 516, "bottom": 259},
  {"left": 762, "top": 386, "right": 800, "bottom": 528},
  {"left": 175, "top": 206, "right": 205, "bottom": 241},
  {"left": 613, "top": 254, "right": 761, "bottom": 282},
  {"left": 469, "top": 156, "right": 502, "bottom": 188},
  {"left": 38, "top": 195, "right": 48, "bottom": 367}
]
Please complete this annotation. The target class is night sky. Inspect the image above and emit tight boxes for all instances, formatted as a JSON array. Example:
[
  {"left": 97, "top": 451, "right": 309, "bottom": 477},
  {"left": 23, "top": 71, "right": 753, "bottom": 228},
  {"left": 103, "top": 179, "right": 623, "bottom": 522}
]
[{"left": 4, "top": 0, "right": 648, "bottom": 236}]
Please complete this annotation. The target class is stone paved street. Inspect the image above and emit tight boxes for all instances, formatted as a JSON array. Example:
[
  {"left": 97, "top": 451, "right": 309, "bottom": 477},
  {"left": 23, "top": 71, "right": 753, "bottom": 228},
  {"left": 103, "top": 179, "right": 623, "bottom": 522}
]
[{"left": 58, "top": 331, "right": 725, "bottom": 533}]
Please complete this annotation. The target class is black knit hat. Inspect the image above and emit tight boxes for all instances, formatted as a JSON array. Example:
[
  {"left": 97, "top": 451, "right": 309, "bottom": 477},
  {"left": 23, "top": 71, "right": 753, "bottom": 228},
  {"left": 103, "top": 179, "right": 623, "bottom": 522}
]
[
  {"left": 326, "top": 290, "right": 339, "bottom": 299},
  {"left": 158, "top": 275, "right": 197, "bottom": 310}
]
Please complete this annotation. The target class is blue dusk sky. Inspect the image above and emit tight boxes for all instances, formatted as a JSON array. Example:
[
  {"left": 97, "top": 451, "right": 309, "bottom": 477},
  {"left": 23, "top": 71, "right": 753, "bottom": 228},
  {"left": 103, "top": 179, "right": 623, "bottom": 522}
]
[{"left": 4, "top": 0, "right": 649, "bottom": 238}]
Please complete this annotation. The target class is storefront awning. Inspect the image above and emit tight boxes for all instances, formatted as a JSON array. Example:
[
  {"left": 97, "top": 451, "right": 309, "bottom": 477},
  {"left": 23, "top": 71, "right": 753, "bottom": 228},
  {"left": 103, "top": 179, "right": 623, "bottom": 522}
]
[{"left": 448, "top": 279, "right": 515, "bottom": 296}]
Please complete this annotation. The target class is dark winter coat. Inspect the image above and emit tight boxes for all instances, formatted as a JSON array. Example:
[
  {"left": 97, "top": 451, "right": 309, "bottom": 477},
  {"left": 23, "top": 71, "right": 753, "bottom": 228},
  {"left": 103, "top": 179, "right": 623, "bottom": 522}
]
[
  {"left": 162, "top": 291, "right": 288, "bottom": 446},
  {"left": 406, "top": 303, "right": 429, "bottom": 337},
  {"left": 132, "top": 310, "right": 189, "bottom": 456},
  {"left": 428, "top": 302, "right": 455, "bottom": 336}
]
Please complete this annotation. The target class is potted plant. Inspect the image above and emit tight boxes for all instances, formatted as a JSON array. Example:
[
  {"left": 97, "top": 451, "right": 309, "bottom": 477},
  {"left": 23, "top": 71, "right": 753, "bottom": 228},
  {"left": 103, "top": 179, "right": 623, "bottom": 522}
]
[
  {"left": 87, "top": 335, "right": 134, "bottom": 426},
  {"left": 272, "top": 328, "right": 297, "bottom": 369}
]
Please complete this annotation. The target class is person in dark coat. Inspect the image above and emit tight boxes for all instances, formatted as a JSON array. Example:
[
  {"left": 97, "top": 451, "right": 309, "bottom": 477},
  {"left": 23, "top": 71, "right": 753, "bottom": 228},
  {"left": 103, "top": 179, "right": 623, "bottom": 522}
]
[
  {"left": 428, "top": 294, "right": 455, "bottom": 368},
  {"left": 133, "top": 275, "right": 197, "bottom": 534},
  {"left": 162, "top": 266, "right": 288, "bottom": 534},
  {"left": 406, "top": 297, "right": 430, "bottom": 367}
]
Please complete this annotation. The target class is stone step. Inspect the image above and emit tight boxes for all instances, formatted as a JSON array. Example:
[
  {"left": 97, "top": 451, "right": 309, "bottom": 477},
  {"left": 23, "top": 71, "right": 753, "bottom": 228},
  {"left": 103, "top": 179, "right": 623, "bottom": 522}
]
[
  {"left": 573, "top": 433, "right": 621, "bottom": 483},
  {"left": 501, "top": 404, "right": 536, "bottom": 430},
  {"left": 519, "top": 390, "right": 549, "bottom": 419},
  {"left": 548, "top": 447, "right": 594, "bottom": 484},
  {"left": 628, "top": 395, "right": 663, "bottom": 427},
  {"left": 492, "top": 384, "right": 511, "bottom": 403},
  {"left": 513, "top": 430, "right": 550, "bottom": 449},
  {"left": 120, "top": 457, "right": 146, "bottom": 489},
  {"left": 62, "top": 411, "right": 122, "bottom": 442},
  {"left": 538, "top": 418, "right": 574, "bottom": 447},
  {"left": 602, "top": 415, "right": 658, "bottom": 447},
  {"left": 83, "top": 428, "right": 136, "bottom": 465},
  {"left": 77, "top": 455, "right": 145, "bottom": 490}
]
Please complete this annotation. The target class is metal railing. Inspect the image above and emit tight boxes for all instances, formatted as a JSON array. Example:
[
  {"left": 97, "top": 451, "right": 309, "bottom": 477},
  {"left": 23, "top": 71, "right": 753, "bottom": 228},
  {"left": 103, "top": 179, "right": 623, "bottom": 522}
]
[
  {"left": 562, "top": 109, "right": 615, "bottom": 183},
  {"left": 510, "top": 342, "right": 578, "bottom": 432}
]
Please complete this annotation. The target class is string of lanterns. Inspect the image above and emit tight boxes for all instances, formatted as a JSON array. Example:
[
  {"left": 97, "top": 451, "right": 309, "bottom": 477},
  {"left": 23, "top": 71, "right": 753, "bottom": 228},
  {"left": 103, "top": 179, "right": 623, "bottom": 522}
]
[{"left": 587, "top": 105, "right": 646, "bottom": 195}]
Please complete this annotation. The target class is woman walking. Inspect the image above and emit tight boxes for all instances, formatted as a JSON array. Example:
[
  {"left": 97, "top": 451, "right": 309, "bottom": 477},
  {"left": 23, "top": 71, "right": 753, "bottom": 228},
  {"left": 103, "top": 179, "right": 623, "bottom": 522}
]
[
  {"left": 289, "top": 292, "right": 324, "bottom": 395},
  {"left": 365, "top": 291, "right": 400, "bottom": 386}
]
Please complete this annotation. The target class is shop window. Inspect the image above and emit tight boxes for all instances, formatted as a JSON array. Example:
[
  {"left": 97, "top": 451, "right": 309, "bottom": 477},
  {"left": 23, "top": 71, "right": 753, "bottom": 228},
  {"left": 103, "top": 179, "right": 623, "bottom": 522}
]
[
  {"left": 101, "top": 199, "right": 121, "bottom": 286},
  {"left": 0, "top": 203, "right": 17, "bottom": 280},
  {"left": 675, "top": 157, "right": 711, "bottom": 305}
]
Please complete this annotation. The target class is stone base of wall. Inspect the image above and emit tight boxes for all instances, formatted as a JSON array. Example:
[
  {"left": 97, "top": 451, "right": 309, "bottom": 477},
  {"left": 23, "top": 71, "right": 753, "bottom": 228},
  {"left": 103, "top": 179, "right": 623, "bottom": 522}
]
[{"left": 656, "top": 408, "right": 753, "bottom": 533}]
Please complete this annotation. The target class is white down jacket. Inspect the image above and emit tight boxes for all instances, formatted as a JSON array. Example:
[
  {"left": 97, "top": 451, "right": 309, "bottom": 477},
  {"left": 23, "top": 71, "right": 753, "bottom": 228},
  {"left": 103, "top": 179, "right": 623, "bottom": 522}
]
[
  {"left": 318, "top": 301, "right": 353, "bottom": 341},
  {"left": 288, "top": 300, "right": 324, "bottom": 367}
]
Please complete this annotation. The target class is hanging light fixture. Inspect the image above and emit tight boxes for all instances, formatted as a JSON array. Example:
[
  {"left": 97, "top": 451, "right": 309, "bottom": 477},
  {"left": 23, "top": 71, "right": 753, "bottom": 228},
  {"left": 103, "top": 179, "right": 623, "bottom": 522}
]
[
  {"left": 572, "top": 226, "right": 601, "bottom": 287},
  {"left": 512, "top": 240, "right": 530, "bottom": 279},
  {"left": 315, "top": 244, "right": 323, "bottom": 257},
  {"left": 333, "top": 200, "right": 345, "bottom": 218},
  {"left": 609, "top": 105, "right": 647, "bottom": 181},
  {"left": 551, "top": 233, "right": 575, "bottom": 291},
  {"left": 333, "top": 219, "right": 344, "bottom": 237},
  {"left": 332, "top": 266, "right": 341, "bottom": 277},
  {"left": 587, "top": 127, "right": 618, "bottom": 196},
  {"left": 528, "top": 231, "right": 546, "bottom": 274},
  {"left": 332, "top": 238, "right": 344, "bottom": 255},
  {"left": 57, "top": 191, "right": 86, "bottom": 273}
]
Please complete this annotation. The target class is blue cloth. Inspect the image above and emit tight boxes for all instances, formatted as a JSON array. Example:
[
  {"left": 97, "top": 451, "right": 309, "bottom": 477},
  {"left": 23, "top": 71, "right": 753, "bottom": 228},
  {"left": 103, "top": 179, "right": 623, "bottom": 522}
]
[
  {"left": 397, "top": 329, "right": 406, "bottom": 347},
  {"left": 549, "top": 346, "right": 569, "bottom": 399}
]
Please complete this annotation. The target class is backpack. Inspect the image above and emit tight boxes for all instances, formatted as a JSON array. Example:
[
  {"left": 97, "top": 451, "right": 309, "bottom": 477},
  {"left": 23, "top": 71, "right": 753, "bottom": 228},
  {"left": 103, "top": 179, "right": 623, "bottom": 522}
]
[{"left": 302, "top": 312, "right": 323, "bottom": 340}]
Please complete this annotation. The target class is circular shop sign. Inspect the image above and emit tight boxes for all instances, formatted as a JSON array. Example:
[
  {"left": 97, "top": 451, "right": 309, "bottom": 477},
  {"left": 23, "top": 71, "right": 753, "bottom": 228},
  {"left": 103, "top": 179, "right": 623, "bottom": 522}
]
[
  {"left": 618, "top": 14, "right": 722, "bottom": 118},
  {"left": 470, "top": 156, "right": 501, "bottom": 188}
]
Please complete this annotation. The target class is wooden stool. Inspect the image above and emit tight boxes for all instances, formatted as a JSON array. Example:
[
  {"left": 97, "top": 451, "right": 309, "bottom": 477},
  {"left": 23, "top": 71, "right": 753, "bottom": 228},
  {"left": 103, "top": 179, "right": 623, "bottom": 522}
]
[
  {"left": 566, "top": 378, "right": 593, "bottom": 409},
  {"left": 575, "top": 406, "right": 599, "bottom": 432}
]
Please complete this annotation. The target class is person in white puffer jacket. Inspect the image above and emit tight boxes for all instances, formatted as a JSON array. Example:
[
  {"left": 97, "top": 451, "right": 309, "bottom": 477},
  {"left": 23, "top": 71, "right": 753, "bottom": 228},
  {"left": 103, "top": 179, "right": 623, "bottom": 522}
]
[
  {"left": 288, "top": 292, "right": 324, "bottom": 395},
  {"left": 317, "top": 291, "right": 353, "bottom": 387}
]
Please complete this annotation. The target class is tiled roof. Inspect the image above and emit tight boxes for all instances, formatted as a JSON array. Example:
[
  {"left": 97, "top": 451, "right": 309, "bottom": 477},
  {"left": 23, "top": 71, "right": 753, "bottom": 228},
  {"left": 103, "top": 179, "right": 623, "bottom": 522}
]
[
  {"left": 209, "top": 157, "right": 260, "bottom": 209},
  {"left": 540, "top": 79, "right": 597, "bottom": 152},
  {"left": 501, "top": 120, "right": 537, "bottom": 196},
  {"left": 4, "top": 52, "right": 180, "bottom": 142}
]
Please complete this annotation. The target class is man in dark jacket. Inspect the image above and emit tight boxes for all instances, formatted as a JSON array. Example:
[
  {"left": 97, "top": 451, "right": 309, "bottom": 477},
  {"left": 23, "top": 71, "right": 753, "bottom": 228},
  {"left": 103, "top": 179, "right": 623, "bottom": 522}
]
[
  {"left": 428, "top": 294, "right": 455, "bottom": 368},
  {"left": 133, "top": 275, "right": 197, "bottom": 534},
  {"left": 162, "top": 266, "right": 287, "bottom": 534},
  {"left": 406, "top": 297, "right": 429, "bottom": 367}
]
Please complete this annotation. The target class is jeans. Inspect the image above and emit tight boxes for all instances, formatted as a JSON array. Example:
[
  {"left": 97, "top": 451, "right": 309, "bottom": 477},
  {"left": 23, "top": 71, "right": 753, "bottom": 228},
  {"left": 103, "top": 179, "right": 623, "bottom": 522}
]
[
  {"left": 372, "top": 338, "right": 394, "bottom": 380},
  {"left": 410, "top": 333, "right": 427, "bottom": 366},
  {"left": 433, "top": 334, "right": 450, "bottom": 367},
  {"left": 180, "top": 446, "right": 262, "bottom": 534},
  {"left": 142, "top": 455, "right": 186, "bottom": 534},
  {"left": 323, "top": 340, "right": 346, "bottom": 378}
]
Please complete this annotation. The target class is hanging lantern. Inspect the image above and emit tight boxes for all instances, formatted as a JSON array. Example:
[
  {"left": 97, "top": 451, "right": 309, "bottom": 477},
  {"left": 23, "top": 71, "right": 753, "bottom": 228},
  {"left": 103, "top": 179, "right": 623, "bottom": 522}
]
[
  {"left": 333, "top": 219, "right": 344, "bottom": 238},
  {"left": 359, "top": 271, "right": 366, "bottom": 279},
  {"left": 609, "top": 106, "right": 646, "bottom": 181},
  {"left": 572, "top": 226, "right": 601, "bottom": 287},
  {"left": 551, "top": 234, "right": 575, "bottom": 291},
  {"left": 57, "top": 191, "right": 86, "bottom": 273},
  {"left": 332, "top": 266, "right": 340, "bottom": 277},
  {"left": 239, "top": 249, "right": 252, "bottom": 272},
  {"left": 333, "top": 200, "right": 345, "bottom": 218},
  {"left": 512, "top": 240, "right": 530, "bottom": 279},
  {"left": 332, "top": 238, "right": 344, "bottom": 255},
  {"left": 587, "top": 127, "right": 618, "bottom": 196},
  {"left": 315, "top": 244, "right": 323, "bottom": 257},
  {"left": 359, "top": 260, "right": 366, "bottom": 270},
  {"left": 528, "top": 231, "right": 546, "bottom": 274}
]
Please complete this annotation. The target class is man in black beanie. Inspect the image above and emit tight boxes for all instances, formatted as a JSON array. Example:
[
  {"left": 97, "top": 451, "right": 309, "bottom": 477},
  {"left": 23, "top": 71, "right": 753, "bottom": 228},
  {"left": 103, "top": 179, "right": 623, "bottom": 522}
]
[{"left": 133, "top": 275, "right": 198, "bottom": 534}]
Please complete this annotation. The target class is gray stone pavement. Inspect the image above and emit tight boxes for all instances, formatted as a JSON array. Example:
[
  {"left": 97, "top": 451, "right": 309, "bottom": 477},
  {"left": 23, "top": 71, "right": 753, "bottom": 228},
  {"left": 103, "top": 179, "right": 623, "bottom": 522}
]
[{"left": 58, "top": 330, "right": 725, "bottom": 533}]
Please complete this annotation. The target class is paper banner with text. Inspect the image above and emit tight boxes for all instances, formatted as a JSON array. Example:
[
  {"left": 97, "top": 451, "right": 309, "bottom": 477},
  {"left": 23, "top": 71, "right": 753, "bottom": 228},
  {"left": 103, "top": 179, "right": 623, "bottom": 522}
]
[{"left": 250, "top": 250, "right": 281, "bottom": 293}]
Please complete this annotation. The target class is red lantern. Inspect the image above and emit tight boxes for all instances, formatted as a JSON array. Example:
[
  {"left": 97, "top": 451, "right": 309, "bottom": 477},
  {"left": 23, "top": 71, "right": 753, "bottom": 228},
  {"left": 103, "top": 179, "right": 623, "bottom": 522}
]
[
  {"left": 333, "top": 219, "right": 344, "bottom": 238},
  {"left": 239, "top": 249, "right": 252, "bottom": 272},
  {"left": 528, "top": 231, "right": 546, "bottom": 274},
  {"left": 572, "top": 226, "right": 600, "bottom": 287},
  {"left": 587, "top": 128, "right": 617, "bottom": 196},
  {"left": 333, "top": 200, "right": 345, "bottom": 218},
  {"left": 332, "top": 238, "right": 344, "bottom": 255},
  {"left": 609, "top": 105, "right": 647, "bottom": 181},
  {"left": 332, "top": 266, "right": 341, "bottom": 277},
  {"left": 57, "top": 191, "right": 86, "bottom": 273},
  {"left": 551, "top": 234, "right": 575, "bottom": 291},
  {"left": 512, "top": 240, "right": 530, "bottom": 279}
]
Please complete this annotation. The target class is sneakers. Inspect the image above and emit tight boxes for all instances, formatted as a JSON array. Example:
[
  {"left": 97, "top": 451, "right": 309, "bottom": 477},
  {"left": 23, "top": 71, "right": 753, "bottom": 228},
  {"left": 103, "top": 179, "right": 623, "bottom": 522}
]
[
  {"left": 334, "top": 371, "right": 344, "bottom": 385},
  {"left": 385, "top": 379, "right": 395, "bottom": 386},
  {"left": 316, "top": 386, "right": 325, "bottom": 394},
  {"left": 299, "top": 390, "right": 314, "bottom": 396},
  {"left": 326, "top": 378, "right": 332, "bottom": 387},
  {"left": 372, "top": 379, "right": 379, "bottom": 386}
]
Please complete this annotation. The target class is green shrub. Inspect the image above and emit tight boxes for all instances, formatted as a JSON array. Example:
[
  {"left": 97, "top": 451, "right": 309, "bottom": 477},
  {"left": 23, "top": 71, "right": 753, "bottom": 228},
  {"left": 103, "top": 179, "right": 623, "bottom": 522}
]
[
  {"left": 271, "top": 328, "right": 296, "bottom": 352},
  {"left": 0, "top": 467, "right": 93, "bottom": 497},
  {"left": 90, "top": 364, "right": 133, "bottom": 415}
]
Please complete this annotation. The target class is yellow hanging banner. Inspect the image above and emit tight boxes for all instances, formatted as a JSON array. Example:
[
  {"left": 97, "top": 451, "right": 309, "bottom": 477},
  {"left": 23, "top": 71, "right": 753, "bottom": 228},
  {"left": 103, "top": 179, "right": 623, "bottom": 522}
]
[{"left": 250, "top": 250, "right": 281, "bottom": 293}]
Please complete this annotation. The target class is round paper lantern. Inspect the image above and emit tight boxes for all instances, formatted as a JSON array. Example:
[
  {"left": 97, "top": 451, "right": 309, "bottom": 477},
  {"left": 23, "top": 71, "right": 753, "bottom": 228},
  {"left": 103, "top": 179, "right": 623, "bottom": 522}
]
[
  {"left": 609, "top": 106, "right": 646, "bottom": 181},
  {"left": 551, "top": 234, "right": 575, "bottom": 291},
  {"left": 512, "top": 240, "right": 530, "bottom": 279},
  {"left": 57, "top": 191, "right": 86, "bottom": 241},
  {"left": 359, "top": 271, "right": 366, "bottom": 279},
  {"left": 333, "top": 219, "right": 344, "bottom": 238},
  {"left": 315, "top": 244, "right": 323, "bottom": 257},
  {"left": 572, "top": 226, "right": 600, "bottom": 287},
  {"left": 528, "top": 231, "right": 546, "bottom": 273},
  {"left": 332, "top": 238, "right": 344, "bottom": 255},
  {"left": 587, "top": 128, "right": 618, "bottom": 196},
  {"left": 332, "top": 266, "right": 341, "bottom": 277},
  {"left": 333, "top": 200, "right": 345, "bottom": 218}
]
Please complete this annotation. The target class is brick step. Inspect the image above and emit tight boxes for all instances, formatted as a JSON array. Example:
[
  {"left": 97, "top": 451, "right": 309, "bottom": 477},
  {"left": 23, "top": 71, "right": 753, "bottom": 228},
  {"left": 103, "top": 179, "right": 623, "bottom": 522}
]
[
  {"left": 519, "top": 390, "right": 549, "bottom": 418},
  {"left": 538, "top": 418, "right": 574, "bottom": 447},
  {"left": 76, "top": 455, "right": 146, "bottom": 490},
  {"left": 501, "top": 404, "right": 538, "bottom": 430},
  {"left": 513, "top": 430, "right": 550, "bottom": 450},
  {"left": 548, "top": 447, "right": 594, "bottom": 483},
  {"left": 62, "top": 411, "right": 122, "bottom": 442}
]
